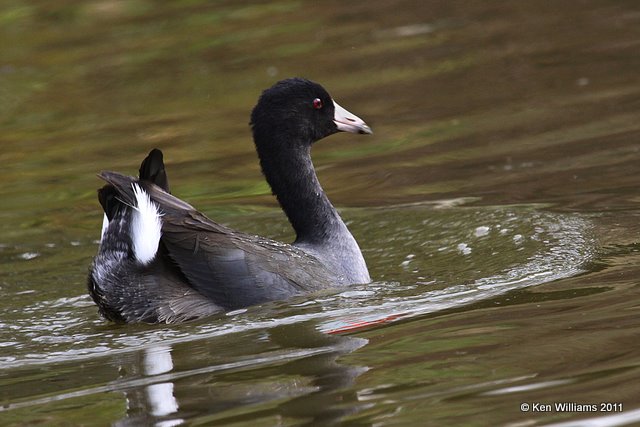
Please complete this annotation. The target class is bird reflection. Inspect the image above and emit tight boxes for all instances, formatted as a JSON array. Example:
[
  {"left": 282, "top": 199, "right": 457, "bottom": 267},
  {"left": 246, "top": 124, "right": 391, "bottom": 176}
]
[
  {"left": 111, "top": 322, "right": 368, "bottom": 426},
  {"left": 269, "top": 322, "right": 370, "bottom": 425},
  {"left": 142, "top": 345, "right": 179, "bottom": 419},
  {"left": 114, "top": 344, "right": 183, "bottom": 427}
]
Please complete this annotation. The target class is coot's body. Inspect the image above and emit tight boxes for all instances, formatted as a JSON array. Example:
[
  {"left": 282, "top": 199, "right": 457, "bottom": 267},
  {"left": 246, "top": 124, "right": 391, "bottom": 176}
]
[{"left": 88, "top": 78, "right": 372, "bottom": 323}]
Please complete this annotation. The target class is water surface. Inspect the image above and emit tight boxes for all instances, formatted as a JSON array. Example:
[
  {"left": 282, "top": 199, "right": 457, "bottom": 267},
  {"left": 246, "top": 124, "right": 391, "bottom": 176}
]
[{"left": 2, "top": 1, "right": 640, "bottom": 426}]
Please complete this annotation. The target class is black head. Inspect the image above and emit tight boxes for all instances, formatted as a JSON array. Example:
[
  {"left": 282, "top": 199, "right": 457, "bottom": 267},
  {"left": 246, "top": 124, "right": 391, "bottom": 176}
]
[{"left": 250, "top": 78, "right": 371, "bottom": 150}]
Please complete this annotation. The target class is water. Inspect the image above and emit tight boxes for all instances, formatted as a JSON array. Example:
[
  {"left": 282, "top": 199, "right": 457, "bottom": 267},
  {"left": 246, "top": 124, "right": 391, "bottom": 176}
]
[{"left": 2, "top": 1, "right": 640, "bottom": 425}]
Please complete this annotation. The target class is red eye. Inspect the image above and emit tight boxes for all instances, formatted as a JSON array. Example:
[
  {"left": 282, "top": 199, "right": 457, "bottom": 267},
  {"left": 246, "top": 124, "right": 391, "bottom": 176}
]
[{"left": 312, "top": 98, "right": 323, "bottom": 109}]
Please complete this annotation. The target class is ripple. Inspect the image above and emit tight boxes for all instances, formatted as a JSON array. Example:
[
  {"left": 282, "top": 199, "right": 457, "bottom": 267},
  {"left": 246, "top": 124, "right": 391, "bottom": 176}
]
[
  {"left": 0, "top": 204, "right": 595, "bottom": 369},
  {"left": 18, "top": 252, "right": 39, "bottom": 260}
]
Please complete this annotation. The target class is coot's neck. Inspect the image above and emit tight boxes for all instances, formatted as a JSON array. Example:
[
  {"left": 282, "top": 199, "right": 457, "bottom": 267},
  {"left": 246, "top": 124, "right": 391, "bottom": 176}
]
[
  {"left": 256, "top": 137, "right": 346, "bottom": 245},
  {"left": 254, "top": 128, "right": 370, "bottom": 284}
]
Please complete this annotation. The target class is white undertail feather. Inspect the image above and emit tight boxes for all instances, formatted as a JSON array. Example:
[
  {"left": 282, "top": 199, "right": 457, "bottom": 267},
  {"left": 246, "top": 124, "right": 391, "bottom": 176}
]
[
  {"left": 100, "top": 213, "right": 109, "bottom": 242},
  {"left": 131, "top": 184, "right": 163, "bottom": 265}
]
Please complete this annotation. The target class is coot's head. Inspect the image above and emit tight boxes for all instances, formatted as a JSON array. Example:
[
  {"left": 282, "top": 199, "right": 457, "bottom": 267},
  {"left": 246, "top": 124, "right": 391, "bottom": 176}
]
[{"left": 250, "top": 78, "right": 372, "bottom": 149}]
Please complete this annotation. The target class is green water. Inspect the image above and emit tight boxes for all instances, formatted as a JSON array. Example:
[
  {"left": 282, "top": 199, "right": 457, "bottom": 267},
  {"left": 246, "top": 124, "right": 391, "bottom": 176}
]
[{"left": 2, "top": 1, "right": 640, "bottom": 425}]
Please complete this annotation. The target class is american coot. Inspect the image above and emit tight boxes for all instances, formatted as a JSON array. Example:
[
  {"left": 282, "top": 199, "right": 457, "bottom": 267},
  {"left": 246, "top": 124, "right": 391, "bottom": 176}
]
[{"left": 88, "top": 78, "right": 373, "bottom": 323}]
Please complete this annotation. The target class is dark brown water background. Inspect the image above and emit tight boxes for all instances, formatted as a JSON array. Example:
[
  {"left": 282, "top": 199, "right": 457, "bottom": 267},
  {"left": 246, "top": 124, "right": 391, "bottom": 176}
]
[{"left": 1, "top": 1, "right": 640, "bottom": 425}]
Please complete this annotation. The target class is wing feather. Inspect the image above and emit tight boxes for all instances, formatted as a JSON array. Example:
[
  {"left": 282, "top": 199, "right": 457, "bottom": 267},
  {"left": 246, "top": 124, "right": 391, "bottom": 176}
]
[{"left": 98, "top": 171, "right": 334, "bottom": 310}]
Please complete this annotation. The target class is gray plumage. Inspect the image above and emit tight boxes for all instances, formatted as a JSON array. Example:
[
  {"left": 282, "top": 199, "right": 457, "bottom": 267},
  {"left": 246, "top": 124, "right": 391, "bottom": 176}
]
[{"left": 88, "top": 78, "right": 372, "bottom": 323}]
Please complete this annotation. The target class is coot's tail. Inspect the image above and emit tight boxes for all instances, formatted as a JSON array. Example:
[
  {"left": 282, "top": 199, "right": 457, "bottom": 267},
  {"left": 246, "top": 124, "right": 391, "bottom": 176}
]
[
  {"left": 89, "top": 149, "right": 168, "bottom": 322},
  {"left": 97, "top": 148, "right": 169, "bottom": 222},
  {"left": 138, "top": 148, "right": 170, "bottom": 193}
]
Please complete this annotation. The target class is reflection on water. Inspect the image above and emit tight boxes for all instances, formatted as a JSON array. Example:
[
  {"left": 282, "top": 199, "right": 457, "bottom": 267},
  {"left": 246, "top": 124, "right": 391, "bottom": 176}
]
[
  {"left": 1, "top": 323, "right": 369, "bottom": 425},
  {"left": 2, "top": 0, "right": 640, "bottom": 425},
  {"left": 546, "top": 410, "right": 640, "bottom": 427},
  {"left": 141, "top": 346, "right": 180, "bottom": 420},
  {"left": 0, "top": 202, "right": 596, "bottom": 425},
  {"left": 0, "top": 203, "right": 594, "bottom": 369}
]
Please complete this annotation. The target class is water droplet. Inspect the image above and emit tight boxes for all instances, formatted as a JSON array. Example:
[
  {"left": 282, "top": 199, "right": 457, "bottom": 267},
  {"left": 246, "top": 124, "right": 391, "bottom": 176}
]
[
  {"left": 457, "top": 243, "right": 472, "bottom": 255},
  {"left": 474, "top": 226, "right": 490, "bottom": 237}
]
